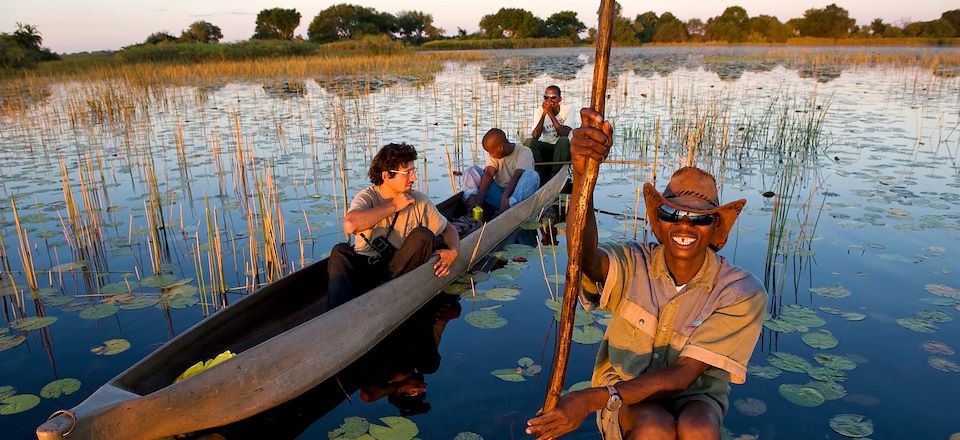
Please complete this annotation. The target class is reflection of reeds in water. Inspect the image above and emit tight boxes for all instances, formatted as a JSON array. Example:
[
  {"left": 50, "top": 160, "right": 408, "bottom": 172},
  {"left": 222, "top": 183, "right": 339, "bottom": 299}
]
[{"left": 9, "top": 198, "right": 37, "bottom": 291}]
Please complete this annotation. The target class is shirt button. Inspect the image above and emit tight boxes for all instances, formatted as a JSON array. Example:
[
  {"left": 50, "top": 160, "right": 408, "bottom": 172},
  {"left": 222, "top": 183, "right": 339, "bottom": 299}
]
[
  {"left": 639, "top": 319, "right": 645, "bottom": 325},
  {"left": 653, "top": 353, "right": 660, "bottom": 359}
]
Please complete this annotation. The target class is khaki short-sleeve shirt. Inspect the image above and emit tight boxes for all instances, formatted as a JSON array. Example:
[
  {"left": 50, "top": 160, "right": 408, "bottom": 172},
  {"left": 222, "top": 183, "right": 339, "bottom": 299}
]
[
  {"left": 349, "top": 187, "right": 448, "bottom": 256},
  {"left": 579, "top": 242, "right": 767, "bottom": 414}
]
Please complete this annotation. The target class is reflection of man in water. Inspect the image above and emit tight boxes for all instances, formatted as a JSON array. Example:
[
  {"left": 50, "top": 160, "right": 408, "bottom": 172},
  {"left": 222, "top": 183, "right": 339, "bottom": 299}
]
[
  {"left": 359, "top": 294, "right": 461, "bottom": 416},
  {"left": 526, "top": 85, "right": 574, "bottom": 182}
]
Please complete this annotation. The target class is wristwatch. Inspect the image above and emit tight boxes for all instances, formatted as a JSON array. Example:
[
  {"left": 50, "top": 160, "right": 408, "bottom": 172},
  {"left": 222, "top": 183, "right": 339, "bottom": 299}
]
[{"left": 605, "top": 384, "right": 622, "bottom": 411}]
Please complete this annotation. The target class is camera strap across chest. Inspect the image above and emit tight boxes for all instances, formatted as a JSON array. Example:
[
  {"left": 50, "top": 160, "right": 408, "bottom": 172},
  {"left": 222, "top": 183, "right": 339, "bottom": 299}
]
[{"left": 358, "top": 212, "right": 400, "bottom": 248}]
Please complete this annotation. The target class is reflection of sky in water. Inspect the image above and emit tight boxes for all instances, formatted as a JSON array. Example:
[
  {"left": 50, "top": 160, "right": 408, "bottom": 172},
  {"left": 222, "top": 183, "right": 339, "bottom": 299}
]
[{"left": 0, "top": 47, "right": 959, "bottom": 439}]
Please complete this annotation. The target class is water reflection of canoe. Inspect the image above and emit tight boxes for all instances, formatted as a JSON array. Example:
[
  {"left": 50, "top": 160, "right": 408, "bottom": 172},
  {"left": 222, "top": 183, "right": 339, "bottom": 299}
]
[{"left": 37, "top": 169, "right": 568, "bottom": 440}]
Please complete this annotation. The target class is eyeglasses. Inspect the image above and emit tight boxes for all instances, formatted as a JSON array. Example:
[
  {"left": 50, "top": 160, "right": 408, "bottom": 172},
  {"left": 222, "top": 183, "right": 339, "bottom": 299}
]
[
  {"left": 390, "top": 167, "right": 417, "bottom": 176},
  {"left": 543, "top": 95, "right": 560, "bottom": 100},
  {"left": 657, "top": 205, "right": 716, "bottom": 226}
]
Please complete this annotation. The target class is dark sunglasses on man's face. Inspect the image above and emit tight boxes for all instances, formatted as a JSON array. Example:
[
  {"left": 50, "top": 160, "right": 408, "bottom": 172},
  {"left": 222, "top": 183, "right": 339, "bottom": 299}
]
[
  {"left": 543, "top": 95, "right": 560, "bottom": 100},
  {"left": 657, "top": 205, "right": 717, "bottom": 226}
]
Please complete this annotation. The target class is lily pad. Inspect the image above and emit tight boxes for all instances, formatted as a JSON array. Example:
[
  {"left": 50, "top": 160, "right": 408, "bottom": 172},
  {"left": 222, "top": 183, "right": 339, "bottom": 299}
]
[
  {"left": 920, "top": 297, "right": 959, "bottom": 306},
  {"left": 572, "top": 326, "right": 604, "bottom": 344},
  {"left": 829, "top": 414, "right": 874, "bottom": 438},
  {"left": 442, "top": 283, "right": 470, "bottom": 295},
  {"left": 465, "top": 310, "right": 507, "bottom": 329},
  {"left": 747, "top": 365, "right": 782, "bottom": 379},
  {"left": 91, "top": 339, "right": 130, "bottom": 356},
  {"left": 804, "top": 380, "right": 846, "bottom": 400},
  {"left": 810, "top": 285, "right": 850, "bottom": 298},
  {"left": 79, "top": 303, "right": 119, "bottom": 320},
  {"left": 768, "top": 352, "right": 812, "bottom": 373},
  {"left": 921, "top": 341, "right": 955, "bottom": 356},
  {"left": 925, "top": 284, "right": 959, "bottom": 299},
  {"left": 779, "top": 305, "right": 826, "bottom": 327},
  {"left": 0, "top": 333, "right": 26, "bottom": 352},
  {"left": 778, "top": 384, "right": 825, "bottom": 407},
  {"left": 808, "top": 367, "right": 846, "bottom": 382},
  {"left": 100, "top": 281, "right": 134, "bottom": 295},
  {"left": 563, "top": 380, "right": 592, "bottom": 395},
  {"left": 491, "top": 268, "right": 521, "bottom": 281},
  {"left": 928, "top": 357, "right": 960, "bottom": 373},
  {"left": 140, "top": 274, "right": 178, "bottom": 288},
  {"left": 454, "top": 433, "right": 484, "bottom": 440},
  {"left": 763, "top": 318, "right": 808, "bottom": 333},
  {"left": 917, "top": 309, "right": 953, "bottom": 323},
  {"left": 733, "top": 398, "right": 766, "bottom": 416},
  {"left": 840, "top": 312, "right": 866, "bottom": 321},
  {"left": 491, "top": 368, "right": 525, "bottom": 382},
  {"left": 11, "top": 316, "right": 57, "bottom": 331},
  {"left": 485, "top": 286, "right": 521, "bottom": 301},
  {"left": 802, "top": 329, "right": 838, "bottom": 349},
  {"left": 0, "top": 386, "right": 14, "bottom": 400},
  {"left": 119, "top": 296, "right": 161, "bottom": 310},
  {"left": 329, "top": 416, "right": 370, "bottom": 439},
  {"left": 814, "top": 354, "right": 857, "bottom": 371},
  {"left": 368, "top": 416, "right": 418, "bottom": 440},
  {"left": 40, "top": 378, "right": 81, "bottom": 398},
  {"left": 896, "top": 318, "right": 937, "bottom": 333},
  {"left": 0, "top": 394, "right": 40, "bottom": 415}
]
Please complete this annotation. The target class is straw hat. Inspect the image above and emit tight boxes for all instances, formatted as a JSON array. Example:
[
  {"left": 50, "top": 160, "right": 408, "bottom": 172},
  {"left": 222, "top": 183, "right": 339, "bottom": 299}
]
[{"left": 643, "top": 167, "right": 746, "bottom": 251}]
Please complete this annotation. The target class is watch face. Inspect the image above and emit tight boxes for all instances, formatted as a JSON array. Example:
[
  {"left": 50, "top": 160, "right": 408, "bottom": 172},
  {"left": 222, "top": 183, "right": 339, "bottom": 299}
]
[{"left": 606, "top": 385, "right": 623, "bottom": 411}]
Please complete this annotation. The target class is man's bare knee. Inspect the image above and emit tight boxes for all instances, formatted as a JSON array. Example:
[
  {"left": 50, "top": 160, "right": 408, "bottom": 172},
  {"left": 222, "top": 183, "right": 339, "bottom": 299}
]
[
  {"left": 624, "top": 403, "right": 677, "bottom": 440},
  {"left": 676, "top": 401, "right": 721, "bottom": 440}
]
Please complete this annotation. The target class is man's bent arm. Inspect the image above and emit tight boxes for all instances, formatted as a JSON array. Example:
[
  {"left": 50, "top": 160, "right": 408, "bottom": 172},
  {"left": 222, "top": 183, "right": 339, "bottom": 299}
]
[
  {"left": 344, "top": 201, "right": 397, "bottom": 235},
  {"left": 532, "top": 112, "right": 547, "bottom": 140},
  {"left": 477, "top": 166, "right": 496, "bottom": 200},
  {"left": 501, "top": 169, "right": 525, "bottom": 207},
  {"left": 547, "top": 111, "right": 572, "bottom": 137}
]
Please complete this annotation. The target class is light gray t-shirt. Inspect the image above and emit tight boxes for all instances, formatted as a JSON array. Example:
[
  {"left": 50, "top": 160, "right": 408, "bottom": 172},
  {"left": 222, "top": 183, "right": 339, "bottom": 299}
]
[
  {"left": 533, "top": 103, "right": 574, "bottom": 144},
  {"left": 349, "top": 186, "right": 448, "bottom": 256},
  {"left": 485, "top": 144, "right": 534, "bottom": 187}
]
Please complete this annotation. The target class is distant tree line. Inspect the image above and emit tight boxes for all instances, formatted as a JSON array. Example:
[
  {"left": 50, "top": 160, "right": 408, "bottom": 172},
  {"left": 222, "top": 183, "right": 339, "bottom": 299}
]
[
  {"left": 5, "top": 3, "right": 959, "bottom": 69},
  {"left": 0, "top": 22, "right": 59, "bottom": 68}
]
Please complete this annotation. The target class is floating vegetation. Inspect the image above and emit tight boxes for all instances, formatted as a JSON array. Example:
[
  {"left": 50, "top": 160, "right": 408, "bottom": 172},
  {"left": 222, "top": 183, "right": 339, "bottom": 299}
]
[
  {"left": 563, "top": 380, "right": 592, "bottom": 395},
  {"left": 814, "top": 354, "right": 857, "bottom": 371},
  {"left": 768, "top": 352, "right": 812, "bottom": 373},
  {"left": 925, "top": 284, "right": 959, "bottom": 299},
  {"left": 464, "top": 307, "right": 507, "bottom": 329},
  {"left": 802, "top": 330, "right": 839, "bottom": 349},
  {"left": 810, "top": 285, "right": 851, "bottom": 299},
  {"left": 747, "top": 365, "right": 782, "bottom": 379},
  {"left": 0, "top": 394, "right": 40, "bottom": 415},
  {"left": 805, "top": 380, "right": 846, "bottom": 400},
  {"left": 0, "top": 332, "right": 25, "bottom": 352},
  {"left": 829, "top": 414, "right": 874, "bottom": 438},
  {"left": 491, "top": 357, "right": 541, "bottom": 382},
  {"left": 928, "top": 357, "right": 960, "bottom": 373},
  {"left": 778, "top": 384, "right": 825, "bottom": 407},
  {"left": 572, "top": 325, "right": 604, "bottom": 345},
  {"left": 39, "top": 378, "right": 81, "bottom": 399},
  {"left": 896, "top": 318, "right": 937, "bottom": 333},
  {"left": 78, "top": 303, "right": 118, "bottom": 320},
  {"left": 90, "top": 339, "right": 130, "bottom": 356},
  {"left": 808, "top": 367, "right": 846, "bottom": 382},
  {"left": 922, "top": 341, "right": 955, "bottom": 356},
  {"left": 454, "top": 433, "right": 484, "bottom": 440},
  {"left": 484, "top": 286, "right": 521, "bottom": 301},
  {"left": 11, "top": 316, "right": 57, "bottom": 331}
]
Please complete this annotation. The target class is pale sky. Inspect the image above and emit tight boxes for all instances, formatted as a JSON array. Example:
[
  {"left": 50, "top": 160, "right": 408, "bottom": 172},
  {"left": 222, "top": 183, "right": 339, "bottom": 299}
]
[{"left": 2, "top": 1, "right": 956, "bottom": 53}]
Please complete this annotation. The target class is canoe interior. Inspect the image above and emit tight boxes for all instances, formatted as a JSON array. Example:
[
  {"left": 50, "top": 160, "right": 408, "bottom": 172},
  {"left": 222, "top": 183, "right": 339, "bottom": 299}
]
[{"left": 111, "top": 184, "right": 528, "bottom": 396}]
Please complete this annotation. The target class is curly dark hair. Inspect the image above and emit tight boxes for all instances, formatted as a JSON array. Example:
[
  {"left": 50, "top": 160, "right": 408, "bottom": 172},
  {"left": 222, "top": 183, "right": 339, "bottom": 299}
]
[{"left": 368, "top": 143, "right": 418, "bottom": 185}]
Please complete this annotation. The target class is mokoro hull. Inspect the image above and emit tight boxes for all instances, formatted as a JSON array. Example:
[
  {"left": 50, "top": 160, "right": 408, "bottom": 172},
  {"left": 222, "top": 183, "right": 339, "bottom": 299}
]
[{"left": 37, "top": 169, "right": 568, "bottom": 440}]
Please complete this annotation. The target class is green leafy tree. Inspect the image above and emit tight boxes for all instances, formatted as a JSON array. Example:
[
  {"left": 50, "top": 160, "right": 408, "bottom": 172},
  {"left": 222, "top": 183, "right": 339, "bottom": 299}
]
[
  {"left": 798, "top": 4, "right": 855, "bottom": 38},
  {"left": 633, "top": 11, "right": 659, "bottom": 43},
  {"left": 145, "top": 31, "right": 178, "bottom": 44},
  {"left": 545, "top": 11, "right": 585, "bottom": 39},
  {"left": 746, "top": 15, "right": 790, "bottom": 42},
  {"left": 653, "top": 13, "right": 688, "bottom": 42},
  {"left": 253, "top": 8, "right": 301, "bottom": 40},
  {"left": 919, "top": 19, "right": 956, "bottom": 37},
  {"left": 396, "top": 10, "right": 441, "bottom": 44},
  {"left": 686, "top": 18, "right": 706, "bottom": 40},
  {"left": 868, "top": 18, "right": 887, "bottom": 36},
  {"left": 1, "top": 23, "right": 58, "bottom": 68},
  {"left": 13, "top": 22, "right": 42, "bottom": 49},
  {"left": 180, "top": 21, "right": 222, "bottom": 43},
  {"left": 940, "top": 9, "right": 960, "bottom": 36},
  {"left": 308, "top": 3, "right": 397, "bottom": 43},
  {"left": 479, "top": 8, "right": 542, "bottom": 38},
  {"left": 705, "top": 6, "right": 749, "bottom": 42},
  {"left": 882, "top": 25, "right": 903, "bottom": 37}
]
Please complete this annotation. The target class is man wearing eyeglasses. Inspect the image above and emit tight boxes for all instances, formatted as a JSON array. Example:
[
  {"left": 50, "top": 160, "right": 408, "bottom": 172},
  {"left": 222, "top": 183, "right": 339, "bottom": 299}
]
[
  {"left": 326, "top": 143, "right": 459, "bottom": 311},
  {"left": 526, "top": 109, "right": 767, "bottom": 440},
  {"left": 527, "top": 85, "right": 574, "bottom": 182}
]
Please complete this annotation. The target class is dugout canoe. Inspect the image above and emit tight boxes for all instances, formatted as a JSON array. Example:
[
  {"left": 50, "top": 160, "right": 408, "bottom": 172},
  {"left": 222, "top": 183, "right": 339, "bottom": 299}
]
[{"left": 37, "top": 168, "right": 568, "bottom": 440}]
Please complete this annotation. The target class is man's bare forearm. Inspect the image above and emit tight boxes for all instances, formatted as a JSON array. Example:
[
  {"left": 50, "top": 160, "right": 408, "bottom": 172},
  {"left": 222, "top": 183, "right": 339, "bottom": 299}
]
[{"left": 344, "top": 202, "right": 396, "bottom": 234}]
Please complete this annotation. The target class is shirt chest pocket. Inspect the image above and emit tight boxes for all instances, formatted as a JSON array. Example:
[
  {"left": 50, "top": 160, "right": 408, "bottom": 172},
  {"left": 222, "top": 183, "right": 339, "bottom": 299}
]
[{"left": 618, "top": 300, "right": 658, "bottom": 339}]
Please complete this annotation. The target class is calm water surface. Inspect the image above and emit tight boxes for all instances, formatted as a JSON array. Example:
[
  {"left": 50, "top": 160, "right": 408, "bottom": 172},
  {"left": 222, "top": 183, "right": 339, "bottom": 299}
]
[{"left": 0, "top": 46, "right": 958, "bottom": 439}]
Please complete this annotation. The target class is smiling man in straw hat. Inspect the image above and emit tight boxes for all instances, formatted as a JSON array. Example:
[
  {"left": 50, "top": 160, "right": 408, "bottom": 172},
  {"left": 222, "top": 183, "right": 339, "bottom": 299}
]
[{"left": 527, "top": 109, "right": 767, "bottom": 440}]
